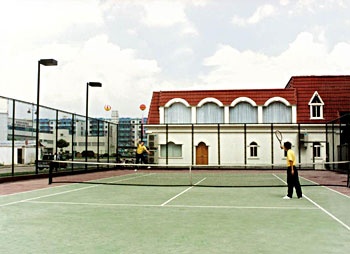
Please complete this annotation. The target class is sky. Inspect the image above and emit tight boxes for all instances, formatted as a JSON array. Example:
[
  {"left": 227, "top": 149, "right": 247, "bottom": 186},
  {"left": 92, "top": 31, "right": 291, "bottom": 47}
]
[{"left": 1, "top": 0, "right": 350, "bottom": 118}]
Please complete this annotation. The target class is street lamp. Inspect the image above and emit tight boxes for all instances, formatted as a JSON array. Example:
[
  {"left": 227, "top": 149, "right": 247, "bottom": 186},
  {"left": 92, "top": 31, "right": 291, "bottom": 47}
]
[
  {"left": 27, "top": 103, "right": 36, "bottom": 137},
  {"left": 35, "top": 59, "right": 58, "bottom": 173},
  {"left": 85, "top": 82, "right": 102, "bottom": 167}
]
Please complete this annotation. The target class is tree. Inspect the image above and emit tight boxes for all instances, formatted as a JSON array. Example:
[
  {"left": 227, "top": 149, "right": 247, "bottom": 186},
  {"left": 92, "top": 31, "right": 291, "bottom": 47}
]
[{"left": 57, "top": 139, "right": 69, "bottom": 152}]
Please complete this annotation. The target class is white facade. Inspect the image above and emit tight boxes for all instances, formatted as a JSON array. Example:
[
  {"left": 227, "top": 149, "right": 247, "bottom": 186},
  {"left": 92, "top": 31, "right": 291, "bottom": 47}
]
[
  {"left": 146, "top": 123, "right": 339, "bottom": 169},
  {"left": 0, "top": 141, "right": 37, "bottom": 165},
  {"left": 0, "top": 98, "right": 8, "bottom": 141}
]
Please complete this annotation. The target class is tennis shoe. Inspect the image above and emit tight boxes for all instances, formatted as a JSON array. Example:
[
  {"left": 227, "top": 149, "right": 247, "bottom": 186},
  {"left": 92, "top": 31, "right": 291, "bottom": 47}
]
[{"left": 283, "top": 196, "right": 291, "bottom": 200}]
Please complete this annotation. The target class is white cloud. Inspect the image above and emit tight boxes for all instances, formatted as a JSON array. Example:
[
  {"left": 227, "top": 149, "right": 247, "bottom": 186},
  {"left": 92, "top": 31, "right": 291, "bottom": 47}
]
[
  {"left": 201, "top": 45, "right": 279, "bottom": 88},
  {"left": 329, "top": 42, "right": 350, "bottom": 71},
  {"left": 141, "top": 1, "right": 188, "bottom": 27},
  {"left": 0, "top": 32, "right": 161, "bottom": 117},
  {"left": 280, "top": 0, "right": 290, "bottom": 6},
  {"left": 173, "top": 47, "right": 194, "bottom": 58},
  {"left": 138, "top": 0, "right": 198, "bottom": 36},
  {"left": 231, "top": 16, "right": 246, "bottom": 27},
  {"left": 248, "top": 4, "right": 277, "bottom": 24},
  {"left": 48, "top": 35, "right": 161, "bottom": 117},
  {"left": 0, "top": 0, "right": 103, "bottom": 45},
  {"left": 294, "top": 0, "right": 348, "bottom": 13},
  {"left": 1, "top": 0, "right": 349, "bottom": 118},
  {"left": 232, "top": 4, "right": 277, "bottom": 26},
  {"left": 180, "top": 24, "right": 199, "bottom": 36},
  {"left": 200, "top": 32, "right": 350, "bottom": 89},
  {"left": 0, "top": 0, "right": 164, "bottom": 117}
]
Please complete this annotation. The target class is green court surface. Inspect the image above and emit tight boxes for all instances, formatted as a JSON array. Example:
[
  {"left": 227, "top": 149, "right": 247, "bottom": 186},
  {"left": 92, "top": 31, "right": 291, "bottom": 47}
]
[{"left": 1, "top": 172, "right": 349, "bottom": 254}]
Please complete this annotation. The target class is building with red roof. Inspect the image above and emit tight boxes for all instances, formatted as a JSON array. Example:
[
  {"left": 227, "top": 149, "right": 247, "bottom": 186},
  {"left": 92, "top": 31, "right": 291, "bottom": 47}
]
[{"left": 145, "top": 76, "right": 350, "bottom": 168}]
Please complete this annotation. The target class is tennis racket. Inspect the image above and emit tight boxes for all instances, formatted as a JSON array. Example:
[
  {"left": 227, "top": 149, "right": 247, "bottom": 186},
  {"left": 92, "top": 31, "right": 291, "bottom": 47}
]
[{"left": 275, "top": 130, "right": 283, "bottom": 146}]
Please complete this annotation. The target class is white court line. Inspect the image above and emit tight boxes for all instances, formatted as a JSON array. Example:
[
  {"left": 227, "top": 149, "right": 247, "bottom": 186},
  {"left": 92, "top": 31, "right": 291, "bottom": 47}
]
[
  {"left": 273, "top": 173, "right": 350, "bottom": 231},
  {"left": 26, "top": 200, "right": 318, "bottom": 210},
  {"left": 299, "top": 176, "right": 350, "bottom": 199},
  {"left": 0, "top": 182, "right": 76, "bottom": 197},
  {"left": 160, "top": 177, "right": 207, "bottom": 206},
  {"left": 0, "top": 174, "right": 153, "bottom": 208},
  {"left": 0, "top": 185, "right": 97, "bottom": 207},
  {"left": 0, "top": 172, "right": 153, "bottom": 197},
  {"left": 303, "top": 195, "right": 350, "bottom": 231}
]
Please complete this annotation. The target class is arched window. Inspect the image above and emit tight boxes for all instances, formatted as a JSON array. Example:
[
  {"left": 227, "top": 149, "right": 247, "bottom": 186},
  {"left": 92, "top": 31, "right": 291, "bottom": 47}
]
[
  {"left": 249, "top": 141, "right": 258, "bottom": 157},
  {"left": 263, "top": 102, "right": 291, "bottom": 123},
  {"left": 160, "top": 142, "right": 182, "bottom": 157},
  {"left": 197, "top": 103, "right": 224, "bottom": 123},
  {"left": 165, "top": 102, "right": 191, "bottom": 123},
  {"left": 230, "top": 102, "right": 258, "bottom": 123}
]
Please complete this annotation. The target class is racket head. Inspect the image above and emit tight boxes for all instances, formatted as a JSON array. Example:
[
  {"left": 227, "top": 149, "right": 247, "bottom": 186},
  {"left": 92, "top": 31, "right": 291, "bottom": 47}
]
[{"left": 274, "top": 130, "right": 283, "bottom": 144}]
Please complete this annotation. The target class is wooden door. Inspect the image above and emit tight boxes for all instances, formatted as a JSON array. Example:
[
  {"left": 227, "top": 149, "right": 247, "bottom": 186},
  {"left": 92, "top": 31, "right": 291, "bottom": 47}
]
[{"left": 196, "top": 142, "right": 208, "bottom": 165}]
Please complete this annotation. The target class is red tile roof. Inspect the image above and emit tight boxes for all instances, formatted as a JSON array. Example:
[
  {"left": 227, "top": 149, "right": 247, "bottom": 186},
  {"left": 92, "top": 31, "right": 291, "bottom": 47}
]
[
  {"left": 147, "top": 76, "right": 350, "bottom": 124},
  {"left": 147, "top": 88, "right": 297, "bottom": 124},
  {"left": 286, "top": 76, "right": 350, "bottom": 123}
]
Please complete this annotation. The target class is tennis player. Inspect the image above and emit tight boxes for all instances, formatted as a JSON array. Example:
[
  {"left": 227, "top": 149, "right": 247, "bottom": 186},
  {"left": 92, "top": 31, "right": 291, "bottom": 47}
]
[
  {"left": 281, "top": 141, "right": 303, "bottom": 199},
  {"left": 136, "top": 141, "right": 150, "bottom": 164}
]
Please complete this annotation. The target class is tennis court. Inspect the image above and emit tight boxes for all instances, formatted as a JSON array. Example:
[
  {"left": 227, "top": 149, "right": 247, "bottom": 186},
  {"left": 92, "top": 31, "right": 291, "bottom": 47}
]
[{"left": 1, "top": 167, "right": 349, "bottom": 254}]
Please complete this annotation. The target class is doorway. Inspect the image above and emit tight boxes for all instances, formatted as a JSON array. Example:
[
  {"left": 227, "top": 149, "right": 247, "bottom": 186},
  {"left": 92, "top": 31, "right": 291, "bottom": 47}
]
[
  {"left": 196, "top": 142, "right": 208, "bottom": 165},
  {"left": 17, "top": 148, "right": 23, "bottom": 164}
]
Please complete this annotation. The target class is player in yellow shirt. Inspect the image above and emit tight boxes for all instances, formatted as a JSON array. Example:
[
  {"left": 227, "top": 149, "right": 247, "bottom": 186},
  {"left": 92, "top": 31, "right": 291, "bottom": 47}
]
[
  {"left": 281, "top": 141, "right": 303, "bottom": 199},
  {"left": 136, "top": 141, "right": 150, "bottom": 164}
]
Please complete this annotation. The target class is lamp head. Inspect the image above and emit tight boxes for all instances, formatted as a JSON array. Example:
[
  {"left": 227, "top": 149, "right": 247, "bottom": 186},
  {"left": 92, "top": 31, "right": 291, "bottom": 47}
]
[
  {"left": 87, "top": 82, "right": 102, "bottom": 87},
  {"left": 39, "top": 59, "right": 58, "bottom": 66}
]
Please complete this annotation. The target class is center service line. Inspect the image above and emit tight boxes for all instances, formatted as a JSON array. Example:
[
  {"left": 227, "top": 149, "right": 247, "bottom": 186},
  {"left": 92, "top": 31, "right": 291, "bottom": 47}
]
[{"left": 160, "top": 177, "right": 207, "bottom": 206}]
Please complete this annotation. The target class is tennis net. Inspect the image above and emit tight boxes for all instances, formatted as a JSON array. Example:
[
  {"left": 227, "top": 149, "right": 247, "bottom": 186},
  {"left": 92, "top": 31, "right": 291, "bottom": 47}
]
[{"left": 48, "top": 160, "right": 350, "bottom": 188}]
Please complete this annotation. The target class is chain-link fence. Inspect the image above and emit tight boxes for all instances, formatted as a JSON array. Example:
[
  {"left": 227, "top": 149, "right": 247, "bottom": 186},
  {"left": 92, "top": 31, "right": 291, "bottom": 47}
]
[
  {"left": 0, "top": 96, "right": 129, "bottom": 179},
  {"left": 1, "top": 95, "right": 349, "bottom": 180}
]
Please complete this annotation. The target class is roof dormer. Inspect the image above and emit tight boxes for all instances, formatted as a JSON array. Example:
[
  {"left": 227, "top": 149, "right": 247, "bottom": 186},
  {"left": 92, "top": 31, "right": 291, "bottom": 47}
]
[{"left": 308, "top": 91, "right": 324, "bottom": 120}]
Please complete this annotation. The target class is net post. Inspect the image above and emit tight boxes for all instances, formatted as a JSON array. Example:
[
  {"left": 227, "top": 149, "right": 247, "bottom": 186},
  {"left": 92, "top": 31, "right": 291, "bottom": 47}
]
[
  {"left": 48, "top": 161, "right": 53, "bottom": 185},
  {"left": 189, "top": 165, "right": 192, "bottom": 186},
  {"left": 347, "top": 161, "right": 350, "bottom": 188}
]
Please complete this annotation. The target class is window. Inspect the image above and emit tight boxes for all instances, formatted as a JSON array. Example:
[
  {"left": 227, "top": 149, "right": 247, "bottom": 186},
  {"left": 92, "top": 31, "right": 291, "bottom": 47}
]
[
  {"left": 263, "top": 102, "right": 292, "bottom": 123},
  {"left": 160, "top": 142, "right": 182, "bottom": 157},
  {"left": 165, "top": 102, "right": 191, "bottom": 123},
  {"left": 197, "top": 102, "right": 224, "bottom": 123},
  {"left": 249, "top": 142, "right": 258, "bottom": 157},
  {"left": 230, "top": 102, "right": 258, "bottom": 123},
  {"left": 311, "top": 105, "right": 322, "bottom": 118},
  {"left": 309, "top": 91, "right": 324, "bottom": 119},
  {"left": 313, "top": 142, "right": 321, "bottom": 158}
]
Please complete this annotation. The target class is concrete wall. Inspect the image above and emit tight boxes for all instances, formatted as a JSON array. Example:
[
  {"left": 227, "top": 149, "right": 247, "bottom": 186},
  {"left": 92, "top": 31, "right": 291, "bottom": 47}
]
[{"left": 147, "top": 123, "right": 339, "bottom": 169}]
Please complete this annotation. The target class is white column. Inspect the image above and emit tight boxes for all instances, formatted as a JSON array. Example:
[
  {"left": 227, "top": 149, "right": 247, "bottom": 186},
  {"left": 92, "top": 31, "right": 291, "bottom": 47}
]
[
  {"left": 159, "top": 107, "right": 164, "bottom": 124},
  {"left": 224, "top": 106, "right": 229, "bottom": 123},
  {"left": 258, "top": 106, "right": 263, "bottom": 123},
  {"left": 292, "top": 105, "right": 297, "bottom": 123},
  {"left": 192, "top": 106, "right": 196, "bottom": 123}
]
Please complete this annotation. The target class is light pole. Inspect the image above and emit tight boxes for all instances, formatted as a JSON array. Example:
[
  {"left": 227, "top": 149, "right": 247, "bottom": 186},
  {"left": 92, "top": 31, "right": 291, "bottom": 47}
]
[
  {"left": 85, "top": 82, "right": 102, "bottom": 168},
  {"left": 140, "top": 104, "right": 146, "bottom": 142},
  {"left": 35, "top": 59, "right": 57, "bottom": 173},
  {"left": 27, "top": 103, "right": 35, "bottom": 137}
]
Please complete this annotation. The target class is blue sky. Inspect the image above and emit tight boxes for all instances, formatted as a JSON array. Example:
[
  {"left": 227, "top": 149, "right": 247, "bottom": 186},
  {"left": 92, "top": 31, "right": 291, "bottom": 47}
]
[{"left": 1, "top": 0, "right": 350, "bottom": 117}]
